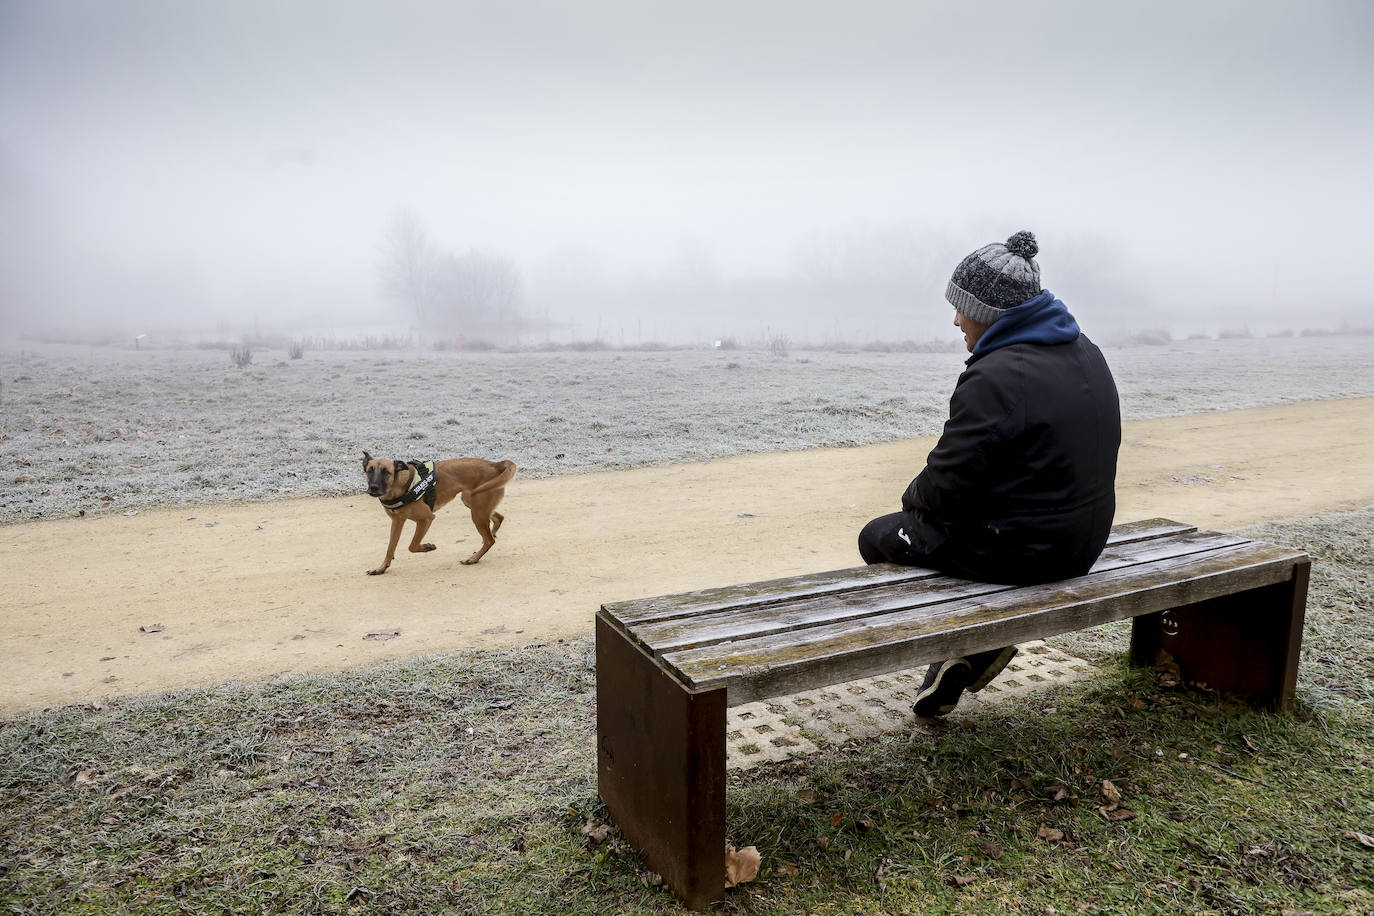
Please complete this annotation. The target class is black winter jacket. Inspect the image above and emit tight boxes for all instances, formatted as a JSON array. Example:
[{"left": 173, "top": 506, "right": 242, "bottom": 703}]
[{"left": 902, "top": 319, "right": 1121, "bottom": 585}]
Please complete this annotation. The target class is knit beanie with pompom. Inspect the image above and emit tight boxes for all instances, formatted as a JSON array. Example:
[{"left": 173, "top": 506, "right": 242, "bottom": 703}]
[{"left": 945, "top": 230, "right": 1042, "bottom": 325}]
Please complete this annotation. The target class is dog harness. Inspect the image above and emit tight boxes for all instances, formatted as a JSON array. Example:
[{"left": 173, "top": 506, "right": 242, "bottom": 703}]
[{"left": 379, "top": 460, "right": 438, "bottom": 511}]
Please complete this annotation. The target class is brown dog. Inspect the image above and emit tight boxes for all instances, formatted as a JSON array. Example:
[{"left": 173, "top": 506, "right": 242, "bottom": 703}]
[{"left": 361, "top": 451, "right": 516, "bottom": 575}]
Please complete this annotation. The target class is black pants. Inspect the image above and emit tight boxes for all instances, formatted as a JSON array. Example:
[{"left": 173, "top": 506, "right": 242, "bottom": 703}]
[
  {"left": 857, "top": 511, "right": 988, "bottom": 581},
  {"left": 859, "top": 510, "right": 1013, "bottom": 673}
]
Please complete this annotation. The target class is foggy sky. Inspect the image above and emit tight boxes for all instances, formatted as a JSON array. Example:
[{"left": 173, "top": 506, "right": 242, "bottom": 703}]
[{"left": 2, "top": 0, "right": 1373, "bottom": 341}]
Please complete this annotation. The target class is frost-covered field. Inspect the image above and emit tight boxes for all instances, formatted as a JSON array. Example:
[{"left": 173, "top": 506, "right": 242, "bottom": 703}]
[{"left": 2, "top": 335, "right": 1372, "bottom": 523}]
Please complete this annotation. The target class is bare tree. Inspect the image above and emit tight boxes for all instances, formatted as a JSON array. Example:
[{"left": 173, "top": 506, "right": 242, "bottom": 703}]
[
  {"left": 429, "top": 249, "right": 523, "bottom": 343},
  {"left": 379, "top": 209, "right": 436, "bottom": 333}
]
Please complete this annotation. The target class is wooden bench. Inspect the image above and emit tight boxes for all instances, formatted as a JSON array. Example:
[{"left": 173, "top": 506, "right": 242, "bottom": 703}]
[{"left": 595, "top": 518, "right": 1310, "bottom": 909}]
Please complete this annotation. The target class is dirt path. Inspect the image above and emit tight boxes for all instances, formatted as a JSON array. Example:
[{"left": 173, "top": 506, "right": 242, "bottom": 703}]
[{"left": 5, "top": 396, "right": 1374, "bottom": 715}]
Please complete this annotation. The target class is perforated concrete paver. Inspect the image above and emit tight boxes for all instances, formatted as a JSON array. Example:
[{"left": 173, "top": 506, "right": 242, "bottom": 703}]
[{"left": 726, "top": 640, "right": 1098, "bottom": 770}]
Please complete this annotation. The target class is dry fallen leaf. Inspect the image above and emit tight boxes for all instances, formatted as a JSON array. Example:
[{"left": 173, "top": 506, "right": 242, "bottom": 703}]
[
  {"left": 949, "top": 874, "right": 976, "bottom": 887},
  {"left": 776, "top": 859, "right": 800, "bottom": 877},
  {"left": 1101, "top": 779, "right": 1122, "bottom": 808},
  {"left": 830, "top": 812, "right": 846, "bottom": 827},
  {"left": 977, "top": 839, "right": 1004, "bottom": 860},
  {"left": 1037, "top": 826, "right": 1065, "bottom": 843},
  {"left": 1153, "top": 649, "right": 1182, "bottom": 687},
  {"left": 796, "top": 789, "right": 818, "bottom": 804},
  {"left": 579, "top": 820, "right": 611, "bottom": 844},
  {"left": 1047, "top": 783, "right": 1078, "bottom": 805},
  {"left": 139, "top": 623, "right": 165, "bottom": 634},
  {"left": 1343, "top": 830, "right": 1374, "bottom": 849},
  {"left": 724, "top": 844, "right": 761, "bottom": 888}
]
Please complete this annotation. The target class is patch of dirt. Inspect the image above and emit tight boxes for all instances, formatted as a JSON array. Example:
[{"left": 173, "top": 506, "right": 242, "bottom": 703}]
[{"left": 3, "top": 397, "right": 1373, "bottom": 715}]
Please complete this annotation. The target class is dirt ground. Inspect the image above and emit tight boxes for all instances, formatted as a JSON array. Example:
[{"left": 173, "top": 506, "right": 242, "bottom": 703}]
[{"left": 4, "top": 396, "right": 1374, "bottom": 716}]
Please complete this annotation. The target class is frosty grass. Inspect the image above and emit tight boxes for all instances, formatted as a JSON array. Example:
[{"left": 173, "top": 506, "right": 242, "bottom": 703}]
[{"left": 2, "top": 334, "right": 1373, "bottom": 523}]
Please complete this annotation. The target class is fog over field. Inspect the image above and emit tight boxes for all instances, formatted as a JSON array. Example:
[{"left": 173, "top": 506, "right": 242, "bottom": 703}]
[
  {"left": 2, "top": 335, "right": 1373, "bottom": 523},
  {"left": 2, "top": 1, "right": 1372, "bottom": 345}
]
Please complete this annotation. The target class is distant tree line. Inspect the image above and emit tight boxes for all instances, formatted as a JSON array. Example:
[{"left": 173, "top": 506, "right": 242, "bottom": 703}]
[{"left": 379, "top": 209, "right": 523, "bottom": 346}]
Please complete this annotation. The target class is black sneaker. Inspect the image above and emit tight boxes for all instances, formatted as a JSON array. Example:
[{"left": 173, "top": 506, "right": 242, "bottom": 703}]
[
  {"left": 912, "top": 658, "right": 973, "bottom": 717},
  {"left": 966, "top": 645, "right": 1019, "bottom": 693},
  {"left": 912, "top": 646, "right": 1019, "bottom": 717}
]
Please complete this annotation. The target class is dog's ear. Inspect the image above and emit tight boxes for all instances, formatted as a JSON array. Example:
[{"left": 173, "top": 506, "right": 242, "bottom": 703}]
[{"left": 362, "top": 451, "right": 373, "bottom": 470}]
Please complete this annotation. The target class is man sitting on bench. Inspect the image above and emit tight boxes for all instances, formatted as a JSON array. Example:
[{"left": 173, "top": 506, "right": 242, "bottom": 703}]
[{"left": 858, "top": 230, "right": 1123, "bottom": 716}]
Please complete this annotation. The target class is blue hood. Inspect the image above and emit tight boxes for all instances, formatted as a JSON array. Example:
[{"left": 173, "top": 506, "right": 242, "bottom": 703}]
[{"left": 970, "top": 289, "right": 1080, "bottom": 358}]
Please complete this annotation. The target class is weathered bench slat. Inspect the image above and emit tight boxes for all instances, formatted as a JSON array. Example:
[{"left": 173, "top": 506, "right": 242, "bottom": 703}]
[
  {"left": 629, "top": 529, "right": 1247, "bottom": 655},
  {"left": 661, "top": 541, "right": 1304, "bottom": 703},
  {"left": 605, "top": 517, "right": 1197, "bottom": 628}
]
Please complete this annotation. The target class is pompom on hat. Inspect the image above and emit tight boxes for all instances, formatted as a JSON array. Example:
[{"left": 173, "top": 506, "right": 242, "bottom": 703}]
[{"left": 945, "top": 230, "right": 1043, "bottom": 325}]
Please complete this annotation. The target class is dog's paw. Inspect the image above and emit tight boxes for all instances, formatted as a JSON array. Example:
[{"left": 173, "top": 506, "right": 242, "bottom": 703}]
[
  {"left": 461, "top": 556, "right": 480, "bottom": 565},
  {"left": 366, "top": 568, "right": 387, "bottom": 576},
  {"left": 420, "top": 543, "right": 436, "bottom": 552}
]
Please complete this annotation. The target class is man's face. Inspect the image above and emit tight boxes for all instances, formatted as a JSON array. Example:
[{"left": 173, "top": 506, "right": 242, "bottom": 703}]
[{"left": 953, "top": 310, "right": 990, "bottom": 352}]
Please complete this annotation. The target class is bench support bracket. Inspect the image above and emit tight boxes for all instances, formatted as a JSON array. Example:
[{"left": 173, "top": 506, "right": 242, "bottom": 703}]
[
  {"left": 596, "top": 613, "right": 726, "bottom": 910},
  {"left": 1130, "top": 559, "right": 1310, "bottom": 708}
]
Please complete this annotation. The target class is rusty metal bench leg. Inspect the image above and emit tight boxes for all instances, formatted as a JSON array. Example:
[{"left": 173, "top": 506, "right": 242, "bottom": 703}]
[
  {"left": 596, "top": 613, "right": 726, "bottom": 910},
  {"left": 1130, "top": 559, "right": 1311, "bottom": 708}
]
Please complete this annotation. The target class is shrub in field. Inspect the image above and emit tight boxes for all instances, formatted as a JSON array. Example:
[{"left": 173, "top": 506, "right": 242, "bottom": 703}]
[
  {"left": 768, "top": 334, "right": 790, "bottom": 358},
  {"left": 567, "top": 339, "right": 609, "bottom": 352},
  {"left": 1129, "top": 329, "right": 1172, "bottom": 345},
  {"left": 287, "top": 340, "right": 305, "bottom": 359},
  {"left": 1106, "top": 328, "right": 1173, "bottom": 347},
  {"left": 229, "top": 345, "right": 252, "bottom": 368}
]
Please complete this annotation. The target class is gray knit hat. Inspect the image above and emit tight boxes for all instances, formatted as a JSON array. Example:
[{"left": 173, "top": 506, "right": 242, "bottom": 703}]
[{"left": 945, "top": 230, "right": 1042, "bottom": 325}]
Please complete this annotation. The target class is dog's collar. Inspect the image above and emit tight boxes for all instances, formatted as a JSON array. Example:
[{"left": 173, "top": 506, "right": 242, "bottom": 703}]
[{"left": 379, "top": 460, "right": 438, "bottom": 510}]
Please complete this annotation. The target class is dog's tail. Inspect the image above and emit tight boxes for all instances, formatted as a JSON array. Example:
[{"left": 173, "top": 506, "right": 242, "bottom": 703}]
[{"left": 470, "top": 460, "right": 517, "bottom": 494}]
